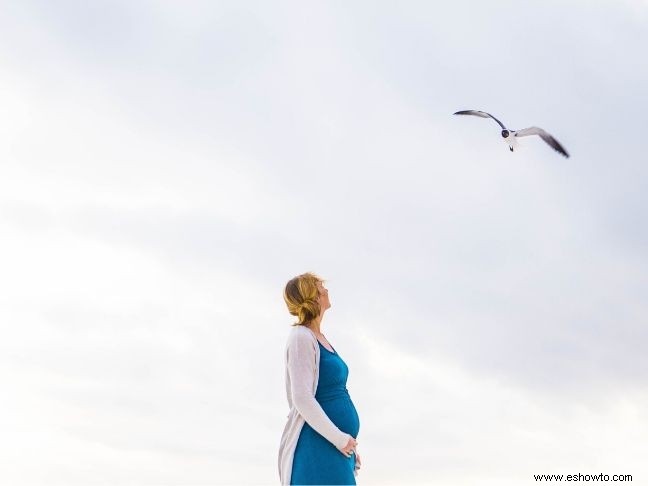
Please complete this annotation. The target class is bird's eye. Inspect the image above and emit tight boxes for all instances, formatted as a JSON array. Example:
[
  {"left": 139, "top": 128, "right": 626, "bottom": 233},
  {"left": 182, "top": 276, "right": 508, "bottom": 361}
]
[{"left": 502, "top": 130, "right": 509, "bottom": 138}]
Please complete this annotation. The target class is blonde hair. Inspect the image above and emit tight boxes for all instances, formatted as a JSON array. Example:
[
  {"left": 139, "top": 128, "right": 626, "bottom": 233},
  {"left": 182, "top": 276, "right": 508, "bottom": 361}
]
[{"left": 283, "top": 272, "right": 325, "bottom": 327}]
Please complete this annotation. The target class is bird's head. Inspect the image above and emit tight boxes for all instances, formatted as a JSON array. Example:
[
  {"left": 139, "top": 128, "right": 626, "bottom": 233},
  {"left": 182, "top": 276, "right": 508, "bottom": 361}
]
[{"left": 501, "top": 130, "right": 510, "bottom": 138}]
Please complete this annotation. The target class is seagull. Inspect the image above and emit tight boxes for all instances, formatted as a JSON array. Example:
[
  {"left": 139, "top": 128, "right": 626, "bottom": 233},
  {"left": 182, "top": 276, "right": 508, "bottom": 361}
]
[{"left": 453, "top": 110, "right": 569, "bottom": 158}]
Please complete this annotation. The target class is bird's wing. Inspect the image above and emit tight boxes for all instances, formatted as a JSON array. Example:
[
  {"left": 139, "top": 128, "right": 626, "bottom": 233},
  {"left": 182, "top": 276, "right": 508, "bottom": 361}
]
[
  {"left": 515, "top": 127, "right": 569, "bottom": 157},
  {"left": 453, "top": 110, "right": 507, "bottom": 129}
]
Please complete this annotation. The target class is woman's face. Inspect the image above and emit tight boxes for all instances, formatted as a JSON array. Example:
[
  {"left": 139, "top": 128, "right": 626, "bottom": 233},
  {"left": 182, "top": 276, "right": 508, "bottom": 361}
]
[{"left": 317, "top": 281, "right": 331, "bottom": 311}]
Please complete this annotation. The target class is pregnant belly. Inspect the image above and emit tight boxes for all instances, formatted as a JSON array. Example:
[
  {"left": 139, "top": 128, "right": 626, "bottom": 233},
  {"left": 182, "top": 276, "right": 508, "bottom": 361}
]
[{"left": 318, "top": 396, "right": 360, "bottom": 438}]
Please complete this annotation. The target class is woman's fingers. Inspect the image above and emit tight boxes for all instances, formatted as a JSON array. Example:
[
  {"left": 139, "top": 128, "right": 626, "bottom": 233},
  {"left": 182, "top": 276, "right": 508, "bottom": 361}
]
[{"left": 340, "top": 437, "right": 358, "bottom": 457}]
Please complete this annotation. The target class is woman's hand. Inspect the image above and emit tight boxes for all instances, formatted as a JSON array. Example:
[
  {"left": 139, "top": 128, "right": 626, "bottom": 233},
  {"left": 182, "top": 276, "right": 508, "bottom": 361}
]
[
  {"left": 354, "top": 449, "right": 362, "bottom": 473},
  {"left": 338, "top": 436, "right": 357, "bottom": 458}
]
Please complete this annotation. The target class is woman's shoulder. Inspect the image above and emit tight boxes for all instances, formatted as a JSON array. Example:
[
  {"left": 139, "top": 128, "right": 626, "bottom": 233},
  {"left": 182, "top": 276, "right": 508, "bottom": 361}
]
[{"left": 287, "top": 325, "right": 317, "bottom": 345}]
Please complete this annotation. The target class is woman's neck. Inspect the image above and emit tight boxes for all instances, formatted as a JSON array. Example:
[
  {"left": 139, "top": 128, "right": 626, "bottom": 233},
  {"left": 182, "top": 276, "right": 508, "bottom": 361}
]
[{"left": 306, "top": 318, "right": 323, "bottom": 336}]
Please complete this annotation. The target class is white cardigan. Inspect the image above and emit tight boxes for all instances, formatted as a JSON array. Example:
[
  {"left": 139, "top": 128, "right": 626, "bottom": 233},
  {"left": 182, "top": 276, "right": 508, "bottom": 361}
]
[{"left": 277, "top": 325, "right": 353, "bottom": 485}]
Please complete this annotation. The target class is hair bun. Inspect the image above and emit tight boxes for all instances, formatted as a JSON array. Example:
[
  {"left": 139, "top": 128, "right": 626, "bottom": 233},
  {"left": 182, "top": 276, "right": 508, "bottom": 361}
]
[{"left": 297, "top": 299, "right": 320, "bottom": 324}]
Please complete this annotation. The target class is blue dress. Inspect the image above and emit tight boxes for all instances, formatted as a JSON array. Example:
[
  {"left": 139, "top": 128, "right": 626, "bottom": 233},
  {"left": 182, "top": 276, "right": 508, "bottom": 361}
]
[{"left": 290, "top": 340, "right": 361, "bottom": 485}]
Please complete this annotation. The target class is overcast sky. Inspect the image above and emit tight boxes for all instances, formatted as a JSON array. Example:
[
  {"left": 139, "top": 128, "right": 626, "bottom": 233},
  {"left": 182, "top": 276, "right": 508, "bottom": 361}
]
[{"left": 1, "top": 1, "right": 647, "bottom": 485}]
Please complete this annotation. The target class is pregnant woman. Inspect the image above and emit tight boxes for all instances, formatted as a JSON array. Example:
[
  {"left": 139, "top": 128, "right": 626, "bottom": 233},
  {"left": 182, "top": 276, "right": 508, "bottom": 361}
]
[{"left": 278, "top": 272, "right": 362, "bottom": 485}]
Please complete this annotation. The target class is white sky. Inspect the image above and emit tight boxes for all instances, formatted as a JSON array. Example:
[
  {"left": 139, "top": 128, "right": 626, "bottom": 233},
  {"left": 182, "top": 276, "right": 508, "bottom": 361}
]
[{"left": 1, "top": 1, "right": 647, "bottom": 485}]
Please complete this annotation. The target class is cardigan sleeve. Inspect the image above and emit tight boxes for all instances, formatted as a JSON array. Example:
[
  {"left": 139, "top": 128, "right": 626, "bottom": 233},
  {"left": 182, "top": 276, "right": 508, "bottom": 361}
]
[{"left": 287, "top": 331, "right": 352, "bottom": 451}]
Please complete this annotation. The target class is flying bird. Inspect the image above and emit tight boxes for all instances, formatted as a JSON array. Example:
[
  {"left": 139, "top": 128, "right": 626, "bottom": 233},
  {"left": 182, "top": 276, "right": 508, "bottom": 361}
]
[{"left": 453, "top": 110, "right": 569, "bottom": 158}]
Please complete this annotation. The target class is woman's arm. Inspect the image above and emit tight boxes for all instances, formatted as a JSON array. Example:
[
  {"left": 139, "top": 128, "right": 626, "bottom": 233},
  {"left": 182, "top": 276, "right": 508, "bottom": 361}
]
[{"left": 287, "top": 332, "right": 351, "bottom": 450}]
